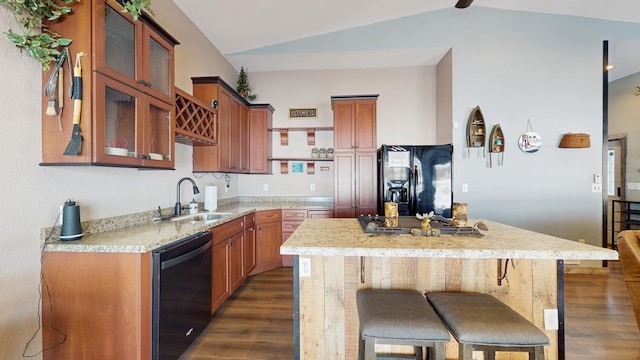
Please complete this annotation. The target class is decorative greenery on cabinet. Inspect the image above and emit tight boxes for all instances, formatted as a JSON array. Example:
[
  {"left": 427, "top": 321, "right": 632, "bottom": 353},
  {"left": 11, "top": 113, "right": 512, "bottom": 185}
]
[{"left": 1, "top": 0, "right": 151, "bottom": 70}]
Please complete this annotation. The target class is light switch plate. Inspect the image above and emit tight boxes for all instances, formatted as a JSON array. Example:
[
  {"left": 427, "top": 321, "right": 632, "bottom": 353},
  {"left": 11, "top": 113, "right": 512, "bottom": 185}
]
[
  {"left": 299, "top": 257, "right": 311, "bottom": 277},
  {"left": 544, "top": 308, "right": 559, "bottom": 330}
]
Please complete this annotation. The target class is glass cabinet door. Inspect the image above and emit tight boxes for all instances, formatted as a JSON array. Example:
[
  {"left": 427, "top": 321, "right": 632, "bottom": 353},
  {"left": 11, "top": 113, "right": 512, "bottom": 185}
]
[
  {"left": 104, "top": 86, "right": 137, "bottom": 158},
  {"left": 145, "top": 97, "right": 173, "bottom": 164},
  {"left": 147, "top": 35, "right": 170, "bottom": 96},
  {"left": 95, "top": 74, "right": 142, "bottom": 166},
  {"left": 102, "top": 4, "right": 136, "bottom": 82},
  {"left": 142, "top": 26, "right": 174, "bottom": 102},
  {"left": 96, "top": 4, "right": 140, "bottom": 86}
]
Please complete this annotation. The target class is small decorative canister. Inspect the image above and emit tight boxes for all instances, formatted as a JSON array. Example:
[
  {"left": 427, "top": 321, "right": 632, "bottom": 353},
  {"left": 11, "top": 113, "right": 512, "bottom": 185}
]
[
  {"left": 452, "top": 203, "right": 468, "bottom": 227},
  {"left": 384, "top": 202, "right": 399, "bottom": 227}
]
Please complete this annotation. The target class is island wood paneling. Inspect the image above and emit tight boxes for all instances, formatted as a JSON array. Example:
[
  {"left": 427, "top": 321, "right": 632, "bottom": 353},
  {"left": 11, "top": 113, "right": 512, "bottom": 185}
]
[{"left": 298, "top": 255, "right": 558, "bottom": 360}]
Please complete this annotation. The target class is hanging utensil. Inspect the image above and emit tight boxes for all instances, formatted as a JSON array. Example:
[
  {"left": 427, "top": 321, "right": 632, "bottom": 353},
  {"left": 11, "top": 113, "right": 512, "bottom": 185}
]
[
  {"left": 56, "top": 66, "right": 64, "bottom": 131},
  {"left": 63, "top": 52, "right": 86, "bottom": 156},
  {"left": 44, "top": 47, "right": 70, "bottom": 118}
]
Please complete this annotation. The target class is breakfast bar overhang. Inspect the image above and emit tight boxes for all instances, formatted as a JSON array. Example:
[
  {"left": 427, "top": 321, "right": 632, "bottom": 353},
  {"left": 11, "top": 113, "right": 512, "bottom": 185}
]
[{"left": 281, "top": 218, "right": 618, "bottom": 360}]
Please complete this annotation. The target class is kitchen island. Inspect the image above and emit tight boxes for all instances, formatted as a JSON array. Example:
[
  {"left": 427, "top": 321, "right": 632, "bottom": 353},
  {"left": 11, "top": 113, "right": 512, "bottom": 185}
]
[{"left": 280, "top": 218, "right": 618, "bottom": 360}]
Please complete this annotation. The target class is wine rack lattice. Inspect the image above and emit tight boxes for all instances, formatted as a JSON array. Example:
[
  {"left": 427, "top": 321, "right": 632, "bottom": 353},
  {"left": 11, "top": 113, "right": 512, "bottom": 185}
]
[{"left": 175, "top": 87, "right": 217, "bottom": 146}]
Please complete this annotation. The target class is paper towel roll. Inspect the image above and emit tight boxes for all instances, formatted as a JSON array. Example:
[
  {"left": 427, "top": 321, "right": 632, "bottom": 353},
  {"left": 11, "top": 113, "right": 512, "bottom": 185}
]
[{"left": 204, "top": 185, "right": 217, "bottom": 211}]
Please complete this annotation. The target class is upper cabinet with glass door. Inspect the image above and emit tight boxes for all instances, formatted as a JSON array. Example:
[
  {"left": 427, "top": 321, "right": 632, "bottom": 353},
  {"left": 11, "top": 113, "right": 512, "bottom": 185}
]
[
  {"left": 40, "top": 0, "right": 179, "bottom": 168},
  {"left": 96, "top": 0, "right": 176, "bottom": 104}
]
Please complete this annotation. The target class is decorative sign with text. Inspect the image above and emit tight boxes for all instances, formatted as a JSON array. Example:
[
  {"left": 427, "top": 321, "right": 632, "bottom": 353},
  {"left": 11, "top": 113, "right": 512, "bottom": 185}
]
[{"left": 289, "top": 107, "right": 317, "bottom": 119}]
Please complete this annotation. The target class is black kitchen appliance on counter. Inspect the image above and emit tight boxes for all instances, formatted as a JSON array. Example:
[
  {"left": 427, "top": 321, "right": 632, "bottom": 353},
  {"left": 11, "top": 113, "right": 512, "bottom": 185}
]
[
  {"left": 152, "top": 231, "right": 212, "bottom": 360},
  {"left": 377, "top": 144, "right": 453, "bottom": 217}
]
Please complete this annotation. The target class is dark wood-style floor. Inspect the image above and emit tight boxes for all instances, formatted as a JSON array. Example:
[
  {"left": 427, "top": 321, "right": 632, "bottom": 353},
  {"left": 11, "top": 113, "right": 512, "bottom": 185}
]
[{"left": 182, "top": 262, "right": 640, "bottom": 360}]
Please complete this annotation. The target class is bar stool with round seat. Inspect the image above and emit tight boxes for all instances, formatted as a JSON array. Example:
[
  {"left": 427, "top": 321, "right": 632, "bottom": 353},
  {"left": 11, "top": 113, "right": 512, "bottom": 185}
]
[{"left": 356, "top": 289, "right": 450, "bottom": 360}]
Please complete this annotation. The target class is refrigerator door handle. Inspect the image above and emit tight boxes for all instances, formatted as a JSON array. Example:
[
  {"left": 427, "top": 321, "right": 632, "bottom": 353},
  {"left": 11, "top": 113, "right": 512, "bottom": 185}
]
[{"left": 410, "top": 165, "right": 417, "bottom": 213}]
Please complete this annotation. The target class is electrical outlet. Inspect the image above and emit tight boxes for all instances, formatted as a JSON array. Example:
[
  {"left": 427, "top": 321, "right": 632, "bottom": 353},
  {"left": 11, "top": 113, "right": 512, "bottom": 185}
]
[
  {"left": 299, "top": 257, "right": 311, "bottom": 277},
  {"left": 628, "top": 183, "right": 640, "bottom": 191},
  {"left": 310, "top": 184, "right": 316, "bottom": 191},
  {"left": 225, "top": 183, "right": 230, "bottom": 193},
  {"left": 462, "top": 183, "right": 469, "bottom": 193},
  {"left": 544, "top": 309, "right": 559, "bottom": 330},
  {"left": 592, "top": 183, "right": 602, "bottom": 193},
  {"left": 594, "top": 173, "right": 601, "bottom": 184},
  {"left": 263, "top": 184, "right": 269, "bottom": 192}
]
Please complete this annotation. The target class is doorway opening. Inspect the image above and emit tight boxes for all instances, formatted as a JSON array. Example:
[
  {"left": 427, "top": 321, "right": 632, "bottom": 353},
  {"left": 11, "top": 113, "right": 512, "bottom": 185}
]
[{"left": 607, "top": 134, "right": 627, "bottom": 249}]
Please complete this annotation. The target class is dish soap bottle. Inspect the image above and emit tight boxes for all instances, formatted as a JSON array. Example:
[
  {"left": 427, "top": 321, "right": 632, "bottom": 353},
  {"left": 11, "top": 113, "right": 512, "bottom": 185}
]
[{"left": 189, "top": 199, "right": 198, "bottom": 214}]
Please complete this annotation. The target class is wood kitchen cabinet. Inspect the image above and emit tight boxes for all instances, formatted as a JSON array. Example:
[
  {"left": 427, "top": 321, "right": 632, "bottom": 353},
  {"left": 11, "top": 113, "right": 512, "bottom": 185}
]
[
  {"left": 41, "top": 0, "right": 178, "bottom": 169},
  {"left": 210, "top": 216, "right": 250, "bottom": 314},
  {"left": 191, "top": 77, "right": 274, "bottom": 174},
  {"left": 192, "top": 77, "right": 248, "bottom": 173},
  {"left": 281, "top": 209, "right": 308, "bottom": 266},
  {"left": 332, "top": 95, "right": 379, "bottom": 218},
  {"left": 333, "top": 152, "right": 378, "bottom": 217},
  {"left": 252, "top": 209, "right": 282, "bottom": 274},
  {"left": 308, "top": 209, "right": 334, "bottom": 218},
  {"left": 211, "top": 237, "right": 230, "bottom": 314},
  {"left": 332, "top": 95, "right": 378, "bottom": 152},
  {"left": 249, "top": 105, "right": 274, "bottom": 174},
  {"left": 42, "top": 251, "right": 152, "bottom": 359},
  {"left": 243, "top": 214, "right": 257, "bottom": 275}
]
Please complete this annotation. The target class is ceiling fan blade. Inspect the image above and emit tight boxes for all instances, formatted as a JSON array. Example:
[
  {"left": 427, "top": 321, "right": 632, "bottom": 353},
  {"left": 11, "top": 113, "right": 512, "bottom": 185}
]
[{"left": 455, "top": 0, "right": 474, "bottom": 8}]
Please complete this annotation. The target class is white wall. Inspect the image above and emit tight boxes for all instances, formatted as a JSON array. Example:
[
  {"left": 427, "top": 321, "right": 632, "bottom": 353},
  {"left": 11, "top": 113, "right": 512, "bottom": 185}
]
[
  {"left": 239, "top": 66, "right": 437, "bottom": 196},
  {"left": 449, "top": 20, "right": 604, "bottom": 245}
]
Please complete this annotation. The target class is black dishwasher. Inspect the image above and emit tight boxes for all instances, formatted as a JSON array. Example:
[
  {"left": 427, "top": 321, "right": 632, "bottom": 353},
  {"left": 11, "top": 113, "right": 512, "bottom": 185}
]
[{"left": 152, "top": 231, "right": 212, "bottom": 360}]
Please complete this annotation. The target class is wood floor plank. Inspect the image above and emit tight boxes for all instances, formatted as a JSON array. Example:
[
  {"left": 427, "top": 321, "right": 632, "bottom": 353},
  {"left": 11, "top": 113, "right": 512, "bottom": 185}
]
[
  {"left": 565, "top": 261, "right": 640, "bottom": 360},
  {"left": 182, "top": 262, "right": 640, "bottom": 359}
]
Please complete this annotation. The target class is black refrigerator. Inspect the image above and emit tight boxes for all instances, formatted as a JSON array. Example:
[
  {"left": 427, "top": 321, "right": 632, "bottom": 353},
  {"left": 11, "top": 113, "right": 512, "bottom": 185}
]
[{"left": 377, "top": 144, "right": 453, "bottom": 217}]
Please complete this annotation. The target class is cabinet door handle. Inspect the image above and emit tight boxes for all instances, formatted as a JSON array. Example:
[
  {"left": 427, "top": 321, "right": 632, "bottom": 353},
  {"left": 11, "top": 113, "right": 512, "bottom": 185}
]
[
  {"left": 247, "top": 228, "right": 254, "bottom": 232},
  {"left": 137, "top": 79, "right": 152, "bottom": 88}
]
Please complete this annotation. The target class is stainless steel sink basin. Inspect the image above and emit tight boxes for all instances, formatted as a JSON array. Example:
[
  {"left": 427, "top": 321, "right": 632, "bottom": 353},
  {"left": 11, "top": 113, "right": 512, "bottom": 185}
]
[{"left": 171, "top": 212, "right": 233, "bottom": 223}]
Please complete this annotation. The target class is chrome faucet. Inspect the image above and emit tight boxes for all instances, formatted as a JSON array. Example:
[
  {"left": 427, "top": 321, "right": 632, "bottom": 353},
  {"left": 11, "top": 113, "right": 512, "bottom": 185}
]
[{"left": 175, "top": 177, "right": 200, "bottom": 216}]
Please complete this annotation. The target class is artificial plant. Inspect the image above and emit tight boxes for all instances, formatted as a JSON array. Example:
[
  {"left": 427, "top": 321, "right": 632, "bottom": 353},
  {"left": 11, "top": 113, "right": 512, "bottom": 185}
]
[
  {"left": 1, "top": 0, "right": 151, "bottom": 71},
  {"left": 236, "top": 66, "right": 257, "bottom": 101}
]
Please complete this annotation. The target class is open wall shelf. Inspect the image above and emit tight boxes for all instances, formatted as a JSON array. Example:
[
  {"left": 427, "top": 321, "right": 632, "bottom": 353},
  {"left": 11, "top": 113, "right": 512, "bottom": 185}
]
[
  {"left": 270, "top": 127, "right": 333, "bottom": 146},
  {"left": 268, "top": 157, "right": 333, "bottom": 175}
]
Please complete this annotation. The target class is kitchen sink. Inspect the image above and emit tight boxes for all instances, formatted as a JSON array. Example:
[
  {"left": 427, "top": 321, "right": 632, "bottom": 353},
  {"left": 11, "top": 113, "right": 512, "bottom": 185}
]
[{"left": 171, "top": 212, "right": 233, "bottom": 223}]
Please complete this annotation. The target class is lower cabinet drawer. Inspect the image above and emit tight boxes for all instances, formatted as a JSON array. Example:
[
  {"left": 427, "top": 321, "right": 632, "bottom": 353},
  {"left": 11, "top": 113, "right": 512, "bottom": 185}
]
[
  {"left": 282, "top": 209, "right": 308, "bottom": 221},
  {"left": 211, "top": 217, "right": 244, "bottom": 243},
  {"left": 282, "top": 220, "right": 303, "bottom": 233},
  {"left": 256, "top": 209, "right": 281, "bottom": 224}
]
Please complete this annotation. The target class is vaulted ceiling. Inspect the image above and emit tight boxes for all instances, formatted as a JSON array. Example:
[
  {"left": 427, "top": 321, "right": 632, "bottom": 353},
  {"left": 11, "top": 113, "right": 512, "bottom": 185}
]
[{"left": 173, "top": 0, "right": 640, "bottom": 81}]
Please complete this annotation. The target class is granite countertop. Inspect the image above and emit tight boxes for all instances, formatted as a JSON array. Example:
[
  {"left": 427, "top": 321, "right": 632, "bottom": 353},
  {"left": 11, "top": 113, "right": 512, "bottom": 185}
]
[
  {"left": 43, "top": 199, "right": 333, "bottom": 253},
  {"left": 280, "top": 218, "right": 619, "bottom": 260}
]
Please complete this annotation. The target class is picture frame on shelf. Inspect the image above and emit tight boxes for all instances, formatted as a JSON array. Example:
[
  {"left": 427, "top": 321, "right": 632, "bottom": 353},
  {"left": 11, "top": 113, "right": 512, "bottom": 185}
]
[{"left": 292, "top": 162, "right": 304, "bottom": 173}]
